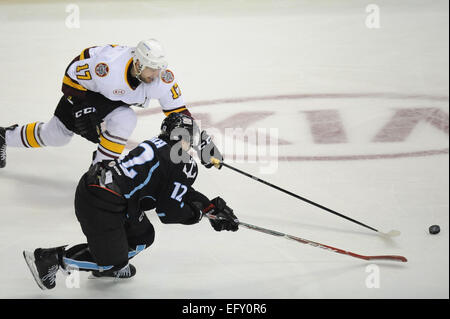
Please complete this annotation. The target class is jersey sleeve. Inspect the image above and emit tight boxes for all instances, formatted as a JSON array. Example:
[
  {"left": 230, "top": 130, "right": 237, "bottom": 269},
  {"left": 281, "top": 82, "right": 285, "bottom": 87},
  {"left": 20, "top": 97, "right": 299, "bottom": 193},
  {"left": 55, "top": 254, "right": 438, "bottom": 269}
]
[
  {"left": 155, "top": 184, "right": 203, "bottom": 225},
  {"left": 154, "top": 147, "right": 202, "bottom": 225},
  {"left": 62, "top": 46, "right": 100, "bottom": 99},
  {"left": 155, "top": 69, "right": 192, "bottom": 116},
  {"left": 62, "top": 46, "right": 128, "bottom": 109}
]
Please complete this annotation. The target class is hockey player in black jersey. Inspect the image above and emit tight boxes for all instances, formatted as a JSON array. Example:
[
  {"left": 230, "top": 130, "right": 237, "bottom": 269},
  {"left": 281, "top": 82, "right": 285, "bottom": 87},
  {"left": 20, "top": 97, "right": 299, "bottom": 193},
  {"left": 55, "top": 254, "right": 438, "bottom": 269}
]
[{"left": 23, "top": 113, "right": 238, "bottom": 290}]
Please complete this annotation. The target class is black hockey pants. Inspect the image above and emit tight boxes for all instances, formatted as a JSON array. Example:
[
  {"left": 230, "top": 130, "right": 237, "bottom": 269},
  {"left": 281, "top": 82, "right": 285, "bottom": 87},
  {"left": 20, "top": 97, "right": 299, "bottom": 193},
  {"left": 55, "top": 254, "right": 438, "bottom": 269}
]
[{"left": 73, "top": 173, "right": 155, "bottom": 268}]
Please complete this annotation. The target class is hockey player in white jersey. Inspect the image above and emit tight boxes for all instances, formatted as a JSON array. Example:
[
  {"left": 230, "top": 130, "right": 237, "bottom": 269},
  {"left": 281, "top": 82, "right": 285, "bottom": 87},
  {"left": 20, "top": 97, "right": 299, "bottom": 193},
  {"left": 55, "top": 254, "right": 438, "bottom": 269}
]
[{"left": 0, "top": 38, "right": 223, "bottom": 169}]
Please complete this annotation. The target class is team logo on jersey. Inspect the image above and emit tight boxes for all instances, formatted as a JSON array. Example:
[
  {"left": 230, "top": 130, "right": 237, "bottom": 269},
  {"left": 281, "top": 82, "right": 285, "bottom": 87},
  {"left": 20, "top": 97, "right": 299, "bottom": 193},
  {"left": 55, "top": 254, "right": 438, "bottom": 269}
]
[
  {"left": 95, "top": 63, "right": 109, "bottom": 77},
  {"left": 161, "top": 69, "right": 174, "bottom": 84},
  {"left": 183, "top": 160, "right": 197, "bottom": 179}
]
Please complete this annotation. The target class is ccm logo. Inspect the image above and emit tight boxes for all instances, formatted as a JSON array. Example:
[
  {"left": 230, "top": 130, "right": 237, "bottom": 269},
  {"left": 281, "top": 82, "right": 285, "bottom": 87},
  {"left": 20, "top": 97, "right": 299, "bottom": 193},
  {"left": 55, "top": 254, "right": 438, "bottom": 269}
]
[
  {"left": 113, "top": 89, "right": 125, "bottom": 95},
  {"left": 74, "top": 107, "right": 96, "bottom": 118}
]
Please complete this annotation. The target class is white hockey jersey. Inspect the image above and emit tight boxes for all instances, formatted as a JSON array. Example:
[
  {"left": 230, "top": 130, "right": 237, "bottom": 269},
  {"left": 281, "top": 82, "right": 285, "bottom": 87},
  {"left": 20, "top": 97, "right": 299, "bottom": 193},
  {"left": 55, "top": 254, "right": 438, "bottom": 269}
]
[{"left": 62, "top": 45, "right": 186, "bottom": 115}]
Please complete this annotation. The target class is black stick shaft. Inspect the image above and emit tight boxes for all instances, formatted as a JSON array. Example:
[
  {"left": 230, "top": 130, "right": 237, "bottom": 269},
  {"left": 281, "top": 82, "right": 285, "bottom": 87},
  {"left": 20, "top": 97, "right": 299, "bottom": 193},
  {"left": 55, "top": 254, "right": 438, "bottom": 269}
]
[{"left": 221, "top": 162, "right": 379, "bottom": 233}]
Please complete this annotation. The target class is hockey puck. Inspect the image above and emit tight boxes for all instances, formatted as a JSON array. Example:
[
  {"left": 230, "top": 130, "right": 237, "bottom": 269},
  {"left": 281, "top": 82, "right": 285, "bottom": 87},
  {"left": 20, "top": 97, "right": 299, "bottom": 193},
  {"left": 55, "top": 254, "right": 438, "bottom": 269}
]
[{"left": 429, "top": 225, "right": 440, "bottom": 234}]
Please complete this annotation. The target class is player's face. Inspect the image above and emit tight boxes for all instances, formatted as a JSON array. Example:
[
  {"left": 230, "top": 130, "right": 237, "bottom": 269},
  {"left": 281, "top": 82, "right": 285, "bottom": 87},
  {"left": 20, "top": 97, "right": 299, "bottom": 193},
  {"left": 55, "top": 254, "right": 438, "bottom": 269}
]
[{"left": 139, "top": 67, "right": 161, "bottom": 83}]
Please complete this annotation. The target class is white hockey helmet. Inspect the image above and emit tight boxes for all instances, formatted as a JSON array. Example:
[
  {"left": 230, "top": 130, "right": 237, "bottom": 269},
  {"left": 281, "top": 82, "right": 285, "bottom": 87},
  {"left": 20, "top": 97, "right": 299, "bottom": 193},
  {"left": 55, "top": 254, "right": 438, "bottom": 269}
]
[{"left": 133, "top": 39, "right": 168, "bottom": 73}]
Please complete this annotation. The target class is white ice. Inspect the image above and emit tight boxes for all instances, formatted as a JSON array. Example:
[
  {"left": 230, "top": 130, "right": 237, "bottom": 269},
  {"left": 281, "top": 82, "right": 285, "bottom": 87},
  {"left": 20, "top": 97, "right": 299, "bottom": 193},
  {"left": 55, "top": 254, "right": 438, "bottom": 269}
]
[{"left": 0, "top": 0, "right": 448, "bottom": 298}]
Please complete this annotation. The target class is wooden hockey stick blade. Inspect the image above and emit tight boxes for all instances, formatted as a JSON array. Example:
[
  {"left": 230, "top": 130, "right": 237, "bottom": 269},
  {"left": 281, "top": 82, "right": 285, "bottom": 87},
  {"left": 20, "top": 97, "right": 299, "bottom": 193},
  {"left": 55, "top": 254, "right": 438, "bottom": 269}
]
[
  {"left": 234, "top": 220, "right": 408, "bottom": 263},
  {"left": 284, "top": 233, "right": 407, "bottom": 262},
  {"left": 363, "top": 255, "right": 407, "bottom": 262}
]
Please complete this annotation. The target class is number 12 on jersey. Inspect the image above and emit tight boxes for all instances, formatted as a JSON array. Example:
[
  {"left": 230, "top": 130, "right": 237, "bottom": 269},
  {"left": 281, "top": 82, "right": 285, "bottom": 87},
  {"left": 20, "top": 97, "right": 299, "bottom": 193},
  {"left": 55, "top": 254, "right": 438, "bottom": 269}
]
[{"left": 171, "top": 182, "right": 187, "bottom": 202}]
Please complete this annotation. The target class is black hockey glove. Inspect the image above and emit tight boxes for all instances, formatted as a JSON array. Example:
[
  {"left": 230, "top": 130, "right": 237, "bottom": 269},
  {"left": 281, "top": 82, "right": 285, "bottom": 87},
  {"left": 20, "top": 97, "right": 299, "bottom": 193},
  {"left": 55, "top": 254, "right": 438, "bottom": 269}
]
[
  {"left": 182, "top": 188, "right": 211, "bottom": 225},
  {"left": 72, "top": 104, "right": 101, "bottom": 144},
  {"left": 204, "top": 197, "right": 239, "bottom": 232},
  {"left": 196, "top": 131, "right": 223, "bottom": 169}
]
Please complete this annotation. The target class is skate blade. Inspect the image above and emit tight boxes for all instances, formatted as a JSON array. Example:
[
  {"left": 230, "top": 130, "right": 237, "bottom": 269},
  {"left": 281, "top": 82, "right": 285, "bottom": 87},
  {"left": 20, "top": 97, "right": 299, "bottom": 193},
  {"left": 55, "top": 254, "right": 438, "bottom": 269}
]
[
  {"left": 88, "top": 274, "right": 133, "bottom": 282},
  {"left": 23, "top": 251, "right": 47, "bottom": 290}
]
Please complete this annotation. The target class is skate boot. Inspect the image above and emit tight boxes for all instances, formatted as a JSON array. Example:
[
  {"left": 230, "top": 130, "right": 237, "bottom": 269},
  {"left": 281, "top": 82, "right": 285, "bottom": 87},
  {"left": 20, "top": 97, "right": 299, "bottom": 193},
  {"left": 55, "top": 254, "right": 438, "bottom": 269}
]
[
  {"left": 0, "top": 124, "right": 18, "bottom": 168},
  {"left": 91, "top": 263, "right": 136, "bottom": 279},
  {"left": 0, "top": 127, "right": 6, "bottom": 168},
  {"left": 23, "top": 246, "right": 66, "bottom": 290}
]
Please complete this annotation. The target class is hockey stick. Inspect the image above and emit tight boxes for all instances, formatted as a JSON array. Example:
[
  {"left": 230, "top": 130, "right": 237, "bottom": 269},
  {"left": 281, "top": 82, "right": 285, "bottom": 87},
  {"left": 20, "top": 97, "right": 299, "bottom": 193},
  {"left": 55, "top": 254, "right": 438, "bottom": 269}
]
[
  {"left": 211, "top": 158, "right": 400, "bottom": 237},
  {"left": 205, "top": 213, "right": 407, "bottom": 263}
]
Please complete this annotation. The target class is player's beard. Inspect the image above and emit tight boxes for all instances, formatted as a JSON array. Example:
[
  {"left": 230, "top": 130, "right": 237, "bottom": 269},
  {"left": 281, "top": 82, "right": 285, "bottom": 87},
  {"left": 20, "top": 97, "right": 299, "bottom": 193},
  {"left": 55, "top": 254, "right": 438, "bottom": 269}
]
[{"left": 137, "top": 74, "right": 154, "bottom": 83}]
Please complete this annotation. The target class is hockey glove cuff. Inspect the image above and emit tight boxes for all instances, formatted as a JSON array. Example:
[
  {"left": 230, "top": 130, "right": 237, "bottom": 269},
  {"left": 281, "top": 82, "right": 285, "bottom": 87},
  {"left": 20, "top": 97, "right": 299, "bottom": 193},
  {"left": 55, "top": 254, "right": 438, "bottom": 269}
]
[
  {"left": 196, "top": 131, "right": 223, "bottom": 169},
  {"left": 182, "top": 188, "right": 211, "bottom": 225}
]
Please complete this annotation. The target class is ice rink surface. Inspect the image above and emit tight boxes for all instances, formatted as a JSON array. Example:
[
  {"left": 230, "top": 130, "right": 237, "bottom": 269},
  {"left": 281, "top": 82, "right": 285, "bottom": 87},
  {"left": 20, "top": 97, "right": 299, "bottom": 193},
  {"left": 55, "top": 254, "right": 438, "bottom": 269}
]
[{"left": 0, "top": 0, "right": 448, "bottom": 299}]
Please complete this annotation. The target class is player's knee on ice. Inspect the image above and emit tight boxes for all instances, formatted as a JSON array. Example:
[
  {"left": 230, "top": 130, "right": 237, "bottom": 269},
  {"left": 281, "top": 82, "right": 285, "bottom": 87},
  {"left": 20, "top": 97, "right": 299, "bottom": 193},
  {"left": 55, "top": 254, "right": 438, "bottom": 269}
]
[{"left": 126, "top": 212, "right": 155, "bottom": 251}]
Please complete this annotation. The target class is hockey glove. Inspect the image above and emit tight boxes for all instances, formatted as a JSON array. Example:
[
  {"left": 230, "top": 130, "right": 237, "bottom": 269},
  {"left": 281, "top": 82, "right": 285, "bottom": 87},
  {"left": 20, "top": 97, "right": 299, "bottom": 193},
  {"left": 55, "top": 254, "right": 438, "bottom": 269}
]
[
  {"left": 204, "top": 197, "right": 239, "bottom": 232},
  {"left": 73, "top": 104, "right": 101, "bottom": 144},
  {"left": 196, "top": 130, "right": 223, "bottom": 169},
  {"left": 182, "top": 188, "right": 211, "bottom": 225}
]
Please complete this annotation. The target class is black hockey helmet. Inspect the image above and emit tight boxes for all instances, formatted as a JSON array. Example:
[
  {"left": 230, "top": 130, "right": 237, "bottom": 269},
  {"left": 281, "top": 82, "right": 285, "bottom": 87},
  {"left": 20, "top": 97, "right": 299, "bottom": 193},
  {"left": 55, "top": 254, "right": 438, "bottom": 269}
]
[{"left": 159, "top": 112, "right": 199, "bottom": 147}]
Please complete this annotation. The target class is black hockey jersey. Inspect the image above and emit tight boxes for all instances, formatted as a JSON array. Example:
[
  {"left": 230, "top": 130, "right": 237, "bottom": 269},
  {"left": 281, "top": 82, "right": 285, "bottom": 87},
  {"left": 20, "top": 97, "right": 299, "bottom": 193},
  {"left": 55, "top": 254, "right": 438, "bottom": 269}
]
[{"left": 110, "top": 136, "right": 200, "bottom": 224}]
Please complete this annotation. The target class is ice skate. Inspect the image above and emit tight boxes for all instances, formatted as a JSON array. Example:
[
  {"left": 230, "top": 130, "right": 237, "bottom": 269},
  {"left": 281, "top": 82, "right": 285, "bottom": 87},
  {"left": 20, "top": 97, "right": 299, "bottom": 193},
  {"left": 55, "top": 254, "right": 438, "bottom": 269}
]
[
  {"left": 0, "top": 124, "right": 18, "bottom": 168},
  {"left": 90, "top": 263, "right": 136, "bottom": 280},
  {"left": 23, "top": 246, "right": 66, "bottom": 290}
]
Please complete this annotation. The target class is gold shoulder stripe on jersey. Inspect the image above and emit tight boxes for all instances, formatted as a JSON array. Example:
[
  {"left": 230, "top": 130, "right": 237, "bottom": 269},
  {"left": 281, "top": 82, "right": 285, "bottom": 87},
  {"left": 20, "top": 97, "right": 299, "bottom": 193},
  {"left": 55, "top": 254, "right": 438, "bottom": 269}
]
[
  {"left": 63, "top": 75, "right": 87, "bottom": 91},
  {"left": 124, "top": 58, "right": 135, "bottom": 90}
]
